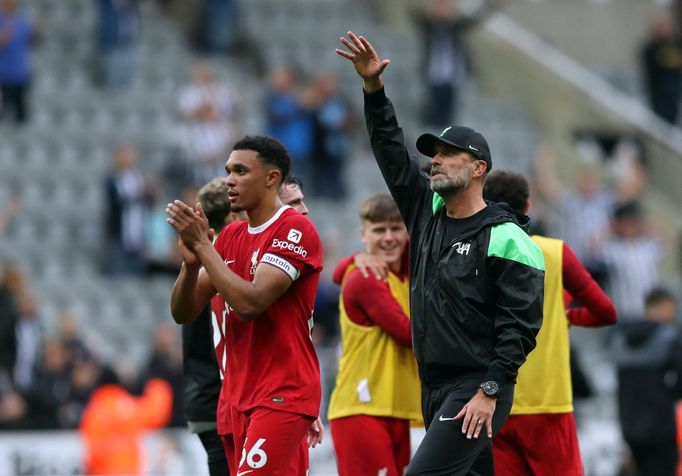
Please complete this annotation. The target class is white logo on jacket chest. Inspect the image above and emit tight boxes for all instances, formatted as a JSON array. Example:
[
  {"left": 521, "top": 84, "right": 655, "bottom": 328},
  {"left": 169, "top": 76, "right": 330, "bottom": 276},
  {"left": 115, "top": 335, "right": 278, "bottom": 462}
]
[{"left": 453, "top": 242, "right": 471, "bottom": 255}]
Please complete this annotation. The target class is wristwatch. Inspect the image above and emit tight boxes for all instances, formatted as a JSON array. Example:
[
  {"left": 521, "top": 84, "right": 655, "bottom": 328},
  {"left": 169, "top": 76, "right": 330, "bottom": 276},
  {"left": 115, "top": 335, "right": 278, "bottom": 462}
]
[{"left": 480, "top": 380, "right": 499, "bottom": 398}]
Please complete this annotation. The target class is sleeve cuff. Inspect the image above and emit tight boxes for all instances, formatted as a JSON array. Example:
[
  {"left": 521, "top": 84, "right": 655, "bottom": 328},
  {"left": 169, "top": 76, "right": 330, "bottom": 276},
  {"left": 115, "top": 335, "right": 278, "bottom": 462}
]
[
  {"left": 363, "top": 86, "right": 387, "bottom": 109},
  {"left": 483, "top": 366, "right": 514, "bottom": 385}
]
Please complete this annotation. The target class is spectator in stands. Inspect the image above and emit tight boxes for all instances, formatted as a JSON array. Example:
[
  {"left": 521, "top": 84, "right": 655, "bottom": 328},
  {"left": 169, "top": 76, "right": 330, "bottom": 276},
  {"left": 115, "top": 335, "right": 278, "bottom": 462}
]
[
  {"left": 534, "top": 145, "right": 645, "bottom": 286},
  {"left": 57, "top": 310, "right": 92, "bottom": 367},
  {"left": 140, "top": 323, "right": 184, "bottom": 427},
  {"left": 67, "top": 357, "right": 105, "bottom": 428},
  {"left": 310, "top": 72, "right": 354, "bottom": 200},
  {"left": 144, "top": 180, "right": 183, "bottom": 275},
  {"left": 641, "top": 15, "right": 682, "bottom": 125},
  {"left": 602, "top": 201, "right": 663, "bottom": 322},
  {"left": 0, "top": 263, "right": 41, "bottom": 395},
  {"left": 24, "top": 339, "right": 72, "bottom": 429},
  {"left": 0, "top": 0, "right": 34, "bottom": 124},
  {"left": 412, "top": 0, "right": 503, "bottom": 126},
  {"left": 12, "top": 291, "right": 41, "bottom": 393},
  {"left": 104, "top": 143, "right": 150, "bottom": 276},
  {"left": 186, "top": 102, "right": 234, "bottom": 185},
  {"left": 199, "top": 0, "right": 237, "bottom": 55},
  {"left": 179, "top": 61, "right": 238, "bottom": 125},
  {"left": 614, "top": 287, "right": 682, "bottom": 476},
  {"left": 178, "top": 62, "right": 238, "bottom": 185},
  {"left": 96, "top": 0, "right": 139, "bottom": 88},
  {"left": 0, "top": 262, "right": 28, "bottom": 429},
  {"left": 80, "top": 366, "right": 172, "bottom": 475},
  {"left": 265, "top": 65, "right": 315, "bottom": 186},
  {"left": 0, "top": 262, "right": 22, "bottom": 383},
  {"left": 0, "top": 194, "right": 20, "bottom": 235}
]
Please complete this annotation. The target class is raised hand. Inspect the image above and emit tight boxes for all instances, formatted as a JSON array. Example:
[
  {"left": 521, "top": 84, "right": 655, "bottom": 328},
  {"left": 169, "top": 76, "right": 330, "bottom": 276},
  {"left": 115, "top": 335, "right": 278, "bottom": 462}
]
[{"left": 335, "top": 31, "right": 390, "bottom": 93}]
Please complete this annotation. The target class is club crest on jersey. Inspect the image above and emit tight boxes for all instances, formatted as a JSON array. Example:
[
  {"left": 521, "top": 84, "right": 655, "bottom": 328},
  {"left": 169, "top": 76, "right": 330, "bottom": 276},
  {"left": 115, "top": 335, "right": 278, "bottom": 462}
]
[
  {"left": 287, "top": 228, "right": 302, "bottom": 243},
  {"left": 453, "top": 241, "right": 471, "bottom": 255},
  {"left": 250, "top": 248, "right": 259, "bottom": 275}
]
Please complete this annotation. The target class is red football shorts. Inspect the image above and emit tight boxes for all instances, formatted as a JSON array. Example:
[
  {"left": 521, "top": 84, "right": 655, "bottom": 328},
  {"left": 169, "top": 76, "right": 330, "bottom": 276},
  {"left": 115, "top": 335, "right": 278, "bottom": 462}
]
[
  {"left": 331, "top": 414, "right": 411, "bottom": 476},
  {"left": 493, "top": 412, "right": 583, "bottom": 476},
  {"left": 221, "top": 406, "right": 314, "bottom": 475}
]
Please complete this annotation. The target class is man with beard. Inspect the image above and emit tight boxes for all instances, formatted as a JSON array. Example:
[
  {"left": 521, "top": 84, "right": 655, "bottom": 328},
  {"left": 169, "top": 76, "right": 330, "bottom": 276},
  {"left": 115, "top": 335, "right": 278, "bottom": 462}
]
[{"left": 336, "top": 32, "right": 545, "bottom": 475}]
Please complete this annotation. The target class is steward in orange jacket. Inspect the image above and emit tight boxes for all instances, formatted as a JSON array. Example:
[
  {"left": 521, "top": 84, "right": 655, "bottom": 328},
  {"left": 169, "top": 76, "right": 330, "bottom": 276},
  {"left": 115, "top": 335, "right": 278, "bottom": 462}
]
[{"left": 79, "top": 373, "right": 172, "bottom": 475}]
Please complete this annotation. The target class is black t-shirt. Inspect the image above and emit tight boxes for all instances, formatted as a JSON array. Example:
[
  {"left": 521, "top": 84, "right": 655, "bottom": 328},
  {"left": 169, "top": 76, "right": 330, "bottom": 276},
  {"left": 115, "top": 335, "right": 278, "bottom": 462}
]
[{"left": 442, "top": 207, "right": 491, "bottom": 252}]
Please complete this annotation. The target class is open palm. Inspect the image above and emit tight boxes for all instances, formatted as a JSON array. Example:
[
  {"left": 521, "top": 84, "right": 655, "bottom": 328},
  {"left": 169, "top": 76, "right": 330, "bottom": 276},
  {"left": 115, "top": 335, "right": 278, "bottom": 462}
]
[{"left": 336, "top": 31, "right": 390, "bottom": 82}]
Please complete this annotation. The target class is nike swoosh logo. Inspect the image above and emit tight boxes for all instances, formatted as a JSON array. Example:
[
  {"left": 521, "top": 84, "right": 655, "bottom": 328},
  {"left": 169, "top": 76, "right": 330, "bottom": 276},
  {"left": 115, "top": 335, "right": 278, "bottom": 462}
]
[
  {"left": 236, "top": 471, "right": 254, "bottom": 476},
  {"left": 225, "top": 259, "right": 236, "bottom": 265},
  {"left": 439, "top": 415, "right": 457, "bottom": 421}
]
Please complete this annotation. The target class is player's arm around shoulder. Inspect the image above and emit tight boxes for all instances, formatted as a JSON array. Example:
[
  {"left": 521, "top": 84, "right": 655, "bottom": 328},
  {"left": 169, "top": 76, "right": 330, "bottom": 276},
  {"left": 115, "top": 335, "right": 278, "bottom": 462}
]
[{"left": 343, "top": 267, "right": 412, "bottom": 347}]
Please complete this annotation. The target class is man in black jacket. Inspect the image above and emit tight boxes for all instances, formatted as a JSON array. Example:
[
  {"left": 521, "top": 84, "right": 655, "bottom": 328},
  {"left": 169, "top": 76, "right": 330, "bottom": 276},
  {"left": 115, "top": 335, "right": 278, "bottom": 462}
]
[
  {"left": 337, "top": 32, "right": 544, "bottom": 475},
  {"left": 614, "top": 287, "right": 682, "bottom": 476},
  {"left": 182, "top": 177, "right": 233, "bottom": 476}
]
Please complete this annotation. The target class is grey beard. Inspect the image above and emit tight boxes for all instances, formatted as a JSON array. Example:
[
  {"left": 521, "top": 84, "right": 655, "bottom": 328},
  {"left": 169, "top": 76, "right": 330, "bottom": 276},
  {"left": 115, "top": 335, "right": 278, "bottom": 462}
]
[{"left": 430, "top": 175, "right": 469, "bottom": 197}]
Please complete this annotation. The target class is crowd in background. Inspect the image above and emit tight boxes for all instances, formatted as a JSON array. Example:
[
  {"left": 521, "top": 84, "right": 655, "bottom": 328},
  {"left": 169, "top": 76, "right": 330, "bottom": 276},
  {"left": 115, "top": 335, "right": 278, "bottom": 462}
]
[
  {"left": 1, "top": 0, "right": 682, "bottom": 474},
  {"left": 0, "top": 261, "right": 184, "bottom": 431}
]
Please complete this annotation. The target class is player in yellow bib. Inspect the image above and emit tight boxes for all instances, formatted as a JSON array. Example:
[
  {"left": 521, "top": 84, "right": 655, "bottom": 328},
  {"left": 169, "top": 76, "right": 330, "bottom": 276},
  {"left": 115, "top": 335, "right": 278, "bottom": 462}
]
[
  {"left": 483, "top": 170, "right": 617, "bottom": 476},
  {"left": 328, "top": 193, "right": 421, "bottom": 476}
]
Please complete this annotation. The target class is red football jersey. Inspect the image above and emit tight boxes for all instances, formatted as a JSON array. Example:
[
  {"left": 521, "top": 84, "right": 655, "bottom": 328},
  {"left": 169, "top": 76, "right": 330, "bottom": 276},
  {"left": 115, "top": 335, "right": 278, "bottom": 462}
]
[{"left": 210, "top": 206, "right": 323, "bottom": 435}]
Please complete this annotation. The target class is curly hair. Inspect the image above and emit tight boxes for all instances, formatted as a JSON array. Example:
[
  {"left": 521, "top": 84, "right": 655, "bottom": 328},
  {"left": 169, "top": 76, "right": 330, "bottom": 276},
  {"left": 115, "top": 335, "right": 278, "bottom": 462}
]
[
  {"left": 232, "top": 135, "right": 291, "bottom": 185},
  {"left": 482, "top": 170, "right": 529, "bottom": 213}
]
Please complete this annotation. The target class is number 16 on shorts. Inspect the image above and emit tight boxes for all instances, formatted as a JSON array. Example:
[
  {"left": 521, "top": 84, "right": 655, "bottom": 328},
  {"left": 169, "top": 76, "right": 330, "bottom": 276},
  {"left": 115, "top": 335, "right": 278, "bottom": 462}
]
[{"left": 240, "top": 438, "right": 268, "bottom": 471}]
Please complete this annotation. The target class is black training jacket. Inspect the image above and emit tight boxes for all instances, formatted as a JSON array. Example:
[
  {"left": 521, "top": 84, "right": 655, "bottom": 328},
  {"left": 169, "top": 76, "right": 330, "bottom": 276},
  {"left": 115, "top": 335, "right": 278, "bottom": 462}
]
[{"left": 364, "top": 88, "right": 544, "bottom": 387}]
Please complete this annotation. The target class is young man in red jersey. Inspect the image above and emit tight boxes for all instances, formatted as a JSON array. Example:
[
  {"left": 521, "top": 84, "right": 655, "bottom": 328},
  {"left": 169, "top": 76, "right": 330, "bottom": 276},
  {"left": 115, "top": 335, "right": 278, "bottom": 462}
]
[{"left": 166, "top": 135, "right": 323, "bottom": 476}]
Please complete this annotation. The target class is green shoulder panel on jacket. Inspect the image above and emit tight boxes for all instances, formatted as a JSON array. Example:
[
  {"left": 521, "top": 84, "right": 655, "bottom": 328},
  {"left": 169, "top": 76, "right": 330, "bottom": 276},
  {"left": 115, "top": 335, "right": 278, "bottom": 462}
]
[
  {"left": 432, "top": 193, "right": 445, "bottom": 215},
  {"left": 488, "top": 222, "right": 545, "bottom": 271}
]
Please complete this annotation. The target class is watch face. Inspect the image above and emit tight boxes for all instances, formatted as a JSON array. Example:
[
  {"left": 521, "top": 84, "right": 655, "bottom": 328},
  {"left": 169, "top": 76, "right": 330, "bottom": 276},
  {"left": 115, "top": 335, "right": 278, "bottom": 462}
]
[{"left": 481, "top": 381, "right": 499, "bottom": 396}]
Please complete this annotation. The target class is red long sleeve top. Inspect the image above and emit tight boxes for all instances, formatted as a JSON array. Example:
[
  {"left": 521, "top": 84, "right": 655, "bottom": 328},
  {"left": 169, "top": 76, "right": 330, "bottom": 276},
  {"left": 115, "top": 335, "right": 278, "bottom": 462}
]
[
  {"left": 562, "top": 243, "right": 617, "bottom": 327},
  {"left": 333, "top": 255, "right": 412, "bottom": 347}
]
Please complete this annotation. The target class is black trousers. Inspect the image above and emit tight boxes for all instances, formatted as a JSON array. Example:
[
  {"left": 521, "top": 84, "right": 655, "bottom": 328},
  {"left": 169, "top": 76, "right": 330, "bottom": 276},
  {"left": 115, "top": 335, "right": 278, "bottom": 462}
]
[
  {"left": 0, "top": 82, "right": 29, "bottom": 124},
  {"left": 198, "top": 428, "right": 230, "bottom": 476},
  {"left": 627, "top": 437, "right": 678, "bottom": 476},
  {"left": 406, "top": 384, "right": 513, "bottom": 476}
]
